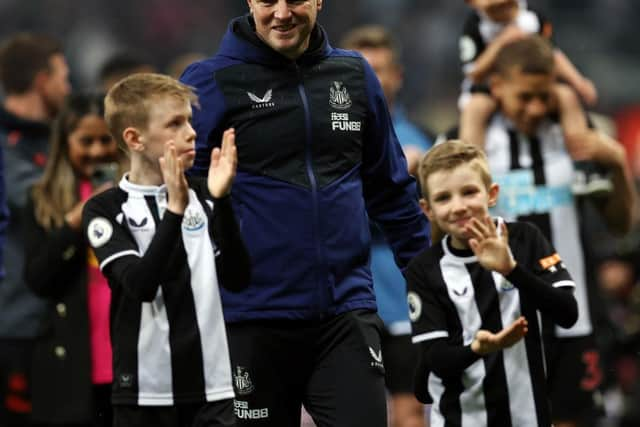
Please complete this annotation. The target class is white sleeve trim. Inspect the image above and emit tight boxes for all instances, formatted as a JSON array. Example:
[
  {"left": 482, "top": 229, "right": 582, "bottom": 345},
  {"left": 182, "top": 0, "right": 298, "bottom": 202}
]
[
  {"left": 552, "top": 280, "right": 575, "bottom": 288},
  {"left": 412, "top": 330, "right": 449, "bottom": 344},
  {"left": 99, "top": 250, "right": 140, "bottom": 271}
]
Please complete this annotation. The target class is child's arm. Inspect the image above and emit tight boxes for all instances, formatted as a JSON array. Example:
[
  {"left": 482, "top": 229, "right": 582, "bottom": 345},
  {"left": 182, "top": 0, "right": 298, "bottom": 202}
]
[
  {"left": 592, "top": 133, "right": 638, "bottom": 234},
  {"left": 466, "top": 217, "right": 578, "bottom": 328},
  {"left": 554, "top": 49, "right": 598, "bottom": 106},
  {"left": 466, "top": 26, "right": 526, "bottom": 84},
  {"left": 460, "top": 93, "right": 496, "bottom": 149},
  {"left": 84, "top": 199, "right": 184, "bottom": 302},
  {"left": 84, "top": 142, "right": 190, "bottom": 302},
  {"left": 555, "top": 83, "right": 590, "bottom": 159}
]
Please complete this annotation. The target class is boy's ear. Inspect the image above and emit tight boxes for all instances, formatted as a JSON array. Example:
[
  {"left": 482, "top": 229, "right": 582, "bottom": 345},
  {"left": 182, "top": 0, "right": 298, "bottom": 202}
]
[
  {"left": 488, "top": 183, "right": 500, "bottom": 207},
  {"left": 122, "top": 127, "right": 145, "bottom": 152},
  {"left": 489, "top": 74, "right": 502, "bottom": 99},
  {"left": 419, "top": 198, "right": 433, "bottom": 220}
]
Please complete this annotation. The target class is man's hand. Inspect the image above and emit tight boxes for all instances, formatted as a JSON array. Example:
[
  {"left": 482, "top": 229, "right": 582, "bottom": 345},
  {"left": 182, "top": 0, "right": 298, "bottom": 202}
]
[
  {"left": 208, "top": 128, "right": 237, "bottom": 198},
  {"left": 467, "top": 217, "right": 517, "bottom": 276},
  {"left": 471, "top": 316, "right": 528, "bottom": 355},
  {"left": 160, "top": 141, "right": 189, "bottom": 215}
]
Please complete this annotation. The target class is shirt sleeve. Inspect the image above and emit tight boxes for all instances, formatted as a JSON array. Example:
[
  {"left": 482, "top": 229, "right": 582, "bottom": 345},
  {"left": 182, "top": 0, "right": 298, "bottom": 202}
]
[
  {"left": 406, "top": 256, "right": 449, "bottom": 344},
  {"left": 407, "top": 255, "right": 481, "bottom": 382},
  {"left": 83, "top": 193, "right": 183, "bottom": 302},
  {"left": 22, "top": 192, "right": 85, "bottom": 298},
  {"left": 459, "top": 12, "right": 485, "bottom": 74},
  {"left": 507, "top": 221, "right": 578, "bottom": 328}
]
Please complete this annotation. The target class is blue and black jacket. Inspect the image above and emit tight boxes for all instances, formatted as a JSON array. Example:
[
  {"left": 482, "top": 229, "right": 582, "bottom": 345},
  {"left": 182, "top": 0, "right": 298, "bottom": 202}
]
[{"left": 181, "top": 15, "right": 430, "bottom": 322}]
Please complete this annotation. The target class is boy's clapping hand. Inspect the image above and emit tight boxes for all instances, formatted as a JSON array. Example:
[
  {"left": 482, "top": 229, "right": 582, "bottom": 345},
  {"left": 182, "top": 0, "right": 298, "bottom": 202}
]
[
  {"left": 208, "top": 128, "right": 237, "bottom": 198},
  {"left": 471, "top": 316, "right": 528, "bottom": 355},
  {"left": 160, "top": 140, "right": 189, "bottom": 215}
]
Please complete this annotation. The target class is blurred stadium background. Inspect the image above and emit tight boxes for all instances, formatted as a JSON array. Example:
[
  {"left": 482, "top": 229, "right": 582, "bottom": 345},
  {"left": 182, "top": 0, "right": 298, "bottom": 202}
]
[{"left": 0, "top": 0, "right": 638, "bottom": 134}]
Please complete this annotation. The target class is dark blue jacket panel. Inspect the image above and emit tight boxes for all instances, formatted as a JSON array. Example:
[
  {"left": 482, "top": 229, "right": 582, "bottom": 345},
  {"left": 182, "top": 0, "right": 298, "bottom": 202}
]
[{"left": 181, "top": 16, "right": 430, "bottom": 321}]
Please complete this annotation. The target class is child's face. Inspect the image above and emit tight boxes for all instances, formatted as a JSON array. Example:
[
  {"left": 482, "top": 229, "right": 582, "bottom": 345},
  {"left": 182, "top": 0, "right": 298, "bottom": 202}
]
[
  {"left": 422, "top": 163, "right": 498, "bottom": 249},
  {"left": 469, "top": 0, "right": 519, "bottom": 23},
  {"left": 491, "top": 66, "right": 554, "bottom": 136},
  {"left": 67, "top": 114, "right": 117, "bottom": 179},
  {"left": 140, "top": 96, "right": 196, "bottom": 170}
]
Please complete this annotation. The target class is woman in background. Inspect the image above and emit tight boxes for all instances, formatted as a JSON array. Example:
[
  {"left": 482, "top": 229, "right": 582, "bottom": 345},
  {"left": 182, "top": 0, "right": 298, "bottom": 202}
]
[{"left": 23, "top": 93, "right": 119, "bottom": 427}]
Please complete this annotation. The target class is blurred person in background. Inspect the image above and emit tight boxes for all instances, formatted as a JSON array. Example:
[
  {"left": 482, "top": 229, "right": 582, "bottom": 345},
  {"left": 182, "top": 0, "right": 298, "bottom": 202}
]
[
  {"left": 457, "top": 0, "right": 611, "bottom": 198},
  {"left": 180, "top": 1, "right": 431, "bottom": 426},
  {"left": 0, "top": 32, "right": 71, "bottom": 427},
  {"left": 166, "top": 52, "right": 206, "bottom": 80},
  {"left": 341, "top": 25, "right": 432, "bottom": 427},
  {"left": 23, "top": 93, "right": 118, "bottom": 427},
  {"left": 97, "top": 51, "right": 156, "bottom": 92},
  {"left": 470, "top": 35, "right": 635, "bottom": 427}
]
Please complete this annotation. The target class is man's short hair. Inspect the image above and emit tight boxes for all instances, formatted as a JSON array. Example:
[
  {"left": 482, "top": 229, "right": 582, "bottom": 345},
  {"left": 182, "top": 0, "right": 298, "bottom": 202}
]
[
  {"left": 104, "top": 73, "right": 198, "bottom": 148},
  {"left": 0, "top": 33, "right": 63, "bottom": 95},
  {"left": 493, "top": 35, "right": 555, "bottom": 77},
  {"left": 418, "top": 140, "right": 492, "bottom": 200},
  {"left": 340, "top": 25, "right": 401, "bottom": 63}
]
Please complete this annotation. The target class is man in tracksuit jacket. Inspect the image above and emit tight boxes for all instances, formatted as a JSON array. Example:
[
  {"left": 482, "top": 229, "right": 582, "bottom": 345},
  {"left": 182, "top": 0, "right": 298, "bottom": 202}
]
[{"left": 180, "top": 2, "right": 430, "bottom": 426}]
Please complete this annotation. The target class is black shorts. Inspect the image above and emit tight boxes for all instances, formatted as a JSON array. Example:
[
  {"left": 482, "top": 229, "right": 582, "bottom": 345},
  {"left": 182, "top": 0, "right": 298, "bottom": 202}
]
[
  {"left": 226, "top": 309, "right": 387, "bottom": 427},
  {"left": 547, "top": 334, "right": 606, "bottom": 422},
  {"left": 380, "top": 330, "right": 419, "bottom": 395},
  {"left": 113, "top": 399, "right": 235, "bottom": 427}
]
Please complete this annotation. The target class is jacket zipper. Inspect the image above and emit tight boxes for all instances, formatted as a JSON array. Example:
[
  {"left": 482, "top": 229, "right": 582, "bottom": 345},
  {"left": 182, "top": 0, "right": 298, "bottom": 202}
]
[{"left": 296, "top": 67, "right": 329, "bottom": 319}]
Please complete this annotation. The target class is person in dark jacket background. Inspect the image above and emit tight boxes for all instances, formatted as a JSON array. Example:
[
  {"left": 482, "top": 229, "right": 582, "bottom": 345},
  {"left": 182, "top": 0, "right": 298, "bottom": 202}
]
[
  {"left": 180, "top": 1, "right": 430, "bottom": 426},
  {"left": 0, "top": 32, "right": 71, "bottom": 427},
  {"left": 23, "top": 93, "right": 117, "bottom": 427}
]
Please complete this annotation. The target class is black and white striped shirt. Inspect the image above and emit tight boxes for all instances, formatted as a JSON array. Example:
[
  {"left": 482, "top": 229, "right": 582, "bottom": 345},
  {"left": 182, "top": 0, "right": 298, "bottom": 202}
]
[
  {"left": 485, "top": 114, "right": 592, "bottom": 337},
  {"left": 83, "top": 175, "right": 250, "bottom": 406},
  {"left": 407, "top": 220, "right": 576, "bottom": 427}
]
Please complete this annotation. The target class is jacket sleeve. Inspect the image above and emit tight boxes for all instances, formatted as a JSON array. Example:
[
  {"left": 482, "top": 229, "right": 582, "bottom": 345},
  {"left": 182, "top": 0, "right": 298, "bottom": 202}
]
[
  {"left": 180, "top": 61, "right": 228, "bottom": 177},
  {"left": 209, "top": 194, "right": 251, "bottom": 292},
  {"left": 360, "top": 58, "right": 430, "bottom": 271},
  {"left": 22, "top": 192, "right": 85, "bottom": 298}
]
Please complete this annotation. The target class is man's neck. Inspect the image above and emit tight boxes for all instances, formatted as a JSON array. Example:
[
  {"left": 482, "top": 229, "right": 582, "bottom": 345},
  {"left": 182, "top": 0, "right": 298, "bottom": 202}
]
[{"left": 3, "top": 93, "right": 51, "bottom": 123}]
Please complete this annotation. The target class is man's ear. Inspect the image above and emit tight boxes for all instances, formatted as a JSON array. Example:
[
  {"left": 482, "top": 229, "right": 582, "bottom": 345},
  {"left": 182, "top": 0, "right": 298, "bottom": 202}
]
[
  {"left": 488, "top": 183, "right": 500, "bottom": 207},
  {"left": 123, "top": 127, "right": 144, "bottom": 152},
  {"left": 32, "top": 69, "right": 50, "bottom": 94},
  {"left": 317, "top": 0, "right": 323, "bottom": 11}
]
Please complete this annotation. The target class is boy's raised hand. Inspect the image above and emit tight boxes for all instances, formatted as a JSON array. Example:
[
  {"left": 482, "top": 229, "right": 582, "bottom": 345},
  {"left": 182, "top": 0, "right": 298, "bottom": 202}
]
[
  {"left": 471, "top": 316, "right": 528, "bottom": 355},
  {"left": 208, "top": 128, "right": 237, "bottom": 198},
  {"left": 160, "top": 141, "right": 189, "bottom": 215},
  {"left": 467, "top": 217, "right": 517, "bottom": 276}
]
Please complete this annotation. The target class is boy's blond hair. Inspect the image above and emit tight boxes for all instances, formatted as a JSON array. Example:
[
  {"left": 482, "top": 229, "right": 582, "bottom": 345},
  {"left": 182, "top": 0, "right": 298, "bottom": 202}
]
[
  {"left": 104, "top": 72, "right": 198, "bottom": 149},
  {"left": 418, "top": 140, "right": 492, "bottom": 201}
]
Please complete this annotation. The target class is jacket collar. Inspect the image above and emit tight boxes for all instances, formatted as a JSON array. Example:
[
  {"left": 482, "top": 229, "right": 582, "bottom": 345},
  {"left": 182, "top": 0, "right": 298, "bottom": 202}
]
[{"left": 217, "top": 14, "right": 332, "bottom": 67}]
